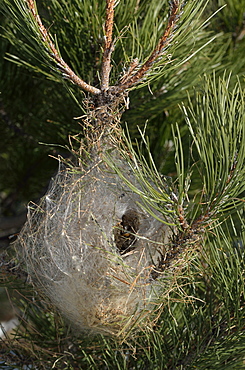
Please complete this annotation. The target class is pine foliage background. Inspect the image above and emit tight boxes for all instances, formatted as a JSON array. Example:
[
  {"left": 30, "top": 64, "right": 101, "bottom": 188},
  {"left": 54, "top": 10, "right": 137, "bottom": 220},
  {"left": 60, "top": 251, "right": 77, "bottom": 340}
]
[{"left": 0, "top": 0, "right": 245, "bottom": 368}]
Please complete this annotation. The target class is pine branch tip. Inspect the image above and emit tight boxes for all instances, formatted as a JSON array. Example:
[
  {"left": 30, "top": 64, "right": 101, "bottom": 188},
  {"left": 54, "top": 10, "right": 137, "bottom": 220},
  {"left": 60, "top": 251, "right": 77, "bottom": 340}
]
[
  {"left": 114, "top": 0, "right": 181, "bottom": 93},
  {"left": 101, "top": 0, "right": 116, "bottom": 91},
  {"left": 25, "top": 0, "right": 100, "bottom": 95}
]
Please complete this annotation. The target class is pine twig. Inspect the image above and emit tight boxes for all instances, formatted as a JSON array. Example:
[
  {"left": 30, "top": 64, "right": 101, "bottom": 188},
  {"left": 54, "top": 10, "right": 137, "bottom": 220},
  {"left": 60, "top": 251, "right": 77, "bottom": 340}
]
[
  {"left": 119, "top": 58, "right": 139, "bottom": 85},
  {"left": 101, "top": 0, "right": 116, "bottom": 91},
  {"left": 26, "top": 0, "right": 101, "bottom": 95},
  {"left": 113, "top": 0, "right": 180, "bottom": 93}
]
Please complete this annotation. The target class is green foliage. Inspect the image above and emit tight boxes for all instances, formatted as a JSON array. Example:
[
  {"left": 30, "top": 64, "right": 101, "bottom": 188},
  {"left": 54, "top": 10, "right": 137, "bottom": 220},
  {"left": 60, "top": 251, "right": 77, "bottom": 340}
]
[
  {"left": 206, "top": 0, "right": 245, "bottom": 34},
  {"left": 1, "top": 0, "right": 220, "bottom": 89},
  {"left": 179, "top": 74, "right": 245, "bottom": 223},
  {"left": 107, "top": 74, "right": 245, "bottom": 233},
  {"left": 124, "top": 0, "right": 245, "bottom": 164},
  {"left": 0, "top": 18, "right": 82, "bottom": 209}
]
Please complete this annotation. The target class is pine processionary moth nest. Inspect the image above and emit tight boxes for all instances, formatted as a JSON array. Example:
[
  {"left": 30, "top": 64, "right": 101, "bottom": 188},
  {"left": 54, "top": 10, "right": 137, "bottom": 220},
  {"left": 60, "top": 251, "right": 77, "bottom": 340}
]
[{"left": 17, "top": 146, "right": 170, "bottom": 336}]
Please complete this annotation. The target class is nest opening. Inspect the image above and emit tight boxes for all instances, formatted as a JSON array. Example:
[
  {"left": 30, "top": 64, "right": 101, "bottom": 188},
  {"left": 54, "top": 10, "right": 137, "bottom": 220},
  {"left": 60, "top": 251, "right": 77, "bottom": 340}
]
[{"left": 114, "top": 209, "right": 140, "bottom": 255}]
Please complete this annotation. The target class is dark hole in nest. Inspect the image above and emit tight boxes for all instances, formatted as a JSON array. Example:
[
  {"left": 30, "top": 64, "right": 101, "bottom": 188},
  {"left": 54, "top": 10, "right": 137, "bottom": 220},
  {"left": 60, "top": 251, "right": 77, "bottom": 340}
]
[{"left": 114, "top": 209, "right": 139, "bottom": 254}]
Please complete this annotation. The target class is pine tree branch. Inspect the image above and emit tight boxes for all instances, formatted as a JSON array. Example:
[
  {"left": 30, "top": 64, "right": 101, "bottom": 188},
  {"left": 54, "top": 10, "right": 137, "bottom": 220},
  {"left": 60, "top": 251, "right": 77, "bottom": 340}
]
[
  {"left": 26, "top": 0, "right": 101, "bottom": 95},
  {"left": 119, "top": 58, "right": 139, "bottom": 85},
  {"left": 113, "top": 0, "right": 180, "bottom": 93},
  {"left": 101, "top": 0, "right": 115, "bottom": 91}
]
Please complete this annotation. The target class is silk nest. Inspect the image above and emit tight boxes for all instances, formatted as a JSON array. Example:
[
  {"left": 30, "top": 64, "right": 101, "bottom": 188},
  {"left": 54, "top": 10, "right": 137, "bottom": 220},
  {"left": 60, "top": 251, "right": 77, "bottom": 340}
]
[{"left": 17, "top": 150, "right": 169, "bottom": 336}]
